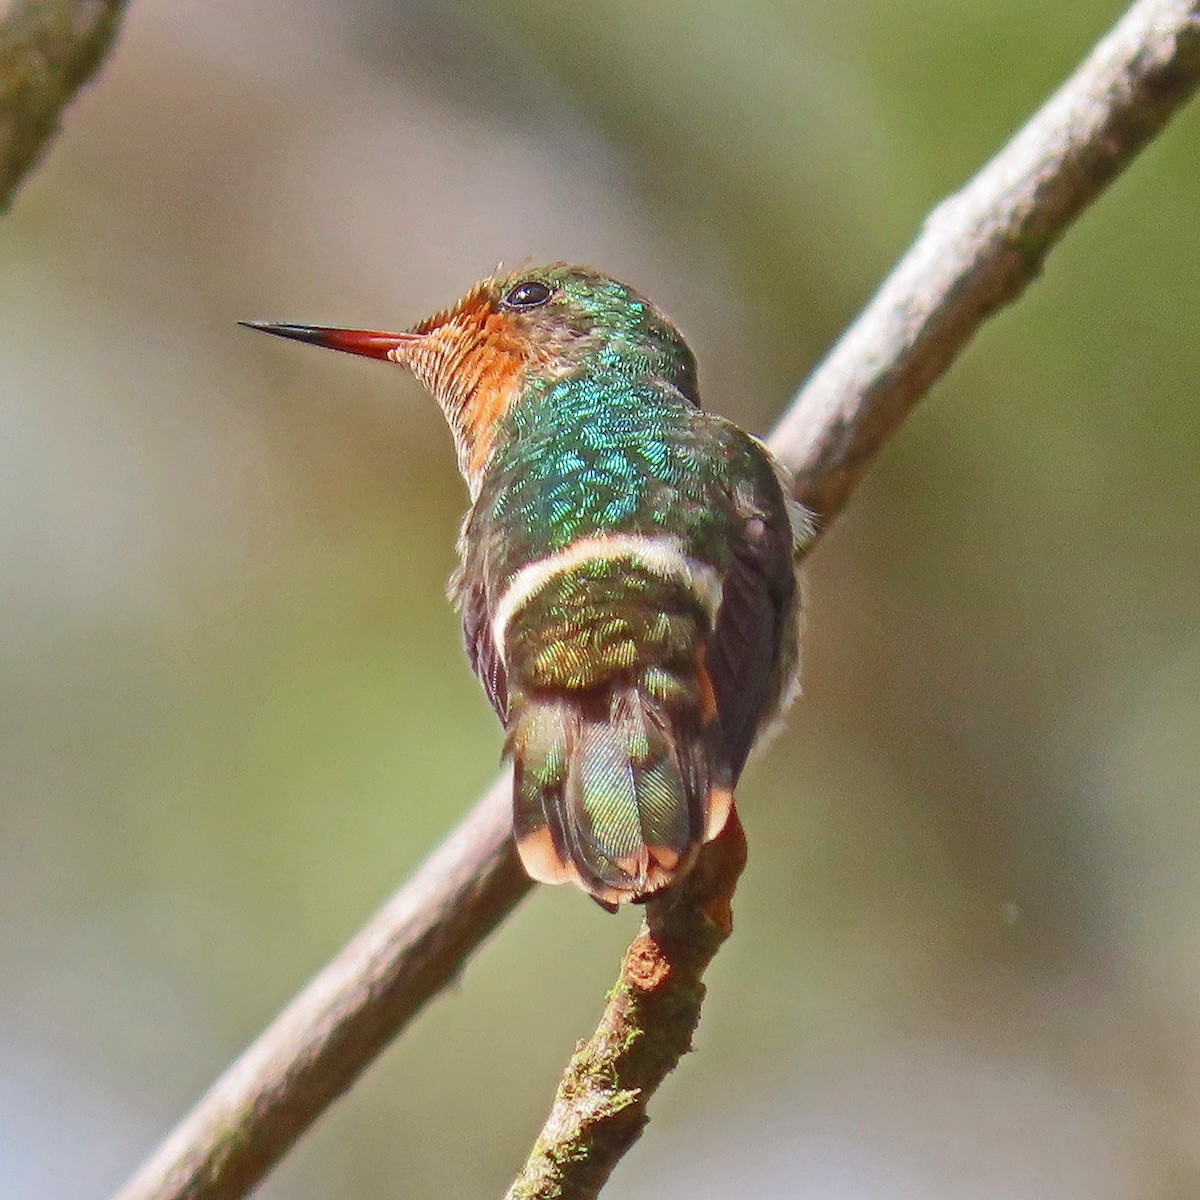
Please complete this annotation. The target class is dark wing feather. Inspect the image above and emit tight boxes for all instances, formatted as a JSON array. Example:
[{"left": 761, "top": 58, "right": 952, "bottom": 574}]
[
  {"left": 705, "top": 507, "right": 797, "bottom": 781},
  {"left": 460, "top": 577, "right": 508, "bottom": 720}
]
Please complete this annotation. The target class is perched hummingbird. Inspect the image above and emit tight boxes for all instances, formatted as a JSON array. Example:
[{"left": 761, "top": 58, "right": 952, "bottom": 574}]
[{"left": 244, "top": 265, "right": 803, "bottom": 908}]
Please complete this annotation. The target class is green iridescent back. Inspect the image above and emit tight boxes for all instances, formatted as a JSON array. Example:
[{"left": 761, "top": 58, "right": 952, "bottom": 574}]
[{"left": 479, "top": 370, "right": 736, "bottom": 582}]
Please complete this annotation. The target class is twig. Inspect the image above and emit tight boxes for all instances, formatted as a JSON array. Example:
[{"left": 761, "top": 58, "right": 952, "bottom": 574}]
[
  {"left": 0, "top": 0, "right": 128, "bottom": 211},
  {"left": 112, "top": 3, "right": 1200, "bottom": 1199}
]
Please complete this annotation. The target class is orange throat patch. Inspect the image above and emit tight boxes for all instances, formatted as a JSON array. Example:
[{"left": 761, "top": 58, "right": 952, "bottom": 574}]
[{"left": 400, "top": 285, "right": 533, "bottom": 492}]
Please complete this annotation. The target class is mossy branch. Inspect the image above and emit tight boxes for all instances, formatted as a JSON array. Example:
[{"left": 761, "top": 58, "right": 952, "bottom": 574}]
[
  {"left": 506, "top": 817, "right": 747, "bottom": 1200},
  {"left": 0, "top": 0, "right": 128, "bottom": 212},
  {"left": 111, "top": 3, "right": 1200, "bottom": 1200}
]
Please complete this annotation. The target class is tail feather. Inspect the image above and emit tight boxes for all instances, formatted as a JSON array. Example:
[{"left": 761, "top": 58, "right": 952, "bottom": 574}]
[{"left": 509, "top": 679, "right": 731, "bottom": 905}]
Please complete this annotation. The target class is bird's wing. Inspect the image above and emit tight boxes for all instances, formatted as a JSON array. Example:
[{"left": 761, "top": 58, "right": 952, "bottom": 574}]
[
  {"left": 458, "top": 573, "right": 508, "bottom": 720},
  {"left": 704, "top": 435, "right": 800, "bottom": 781}
]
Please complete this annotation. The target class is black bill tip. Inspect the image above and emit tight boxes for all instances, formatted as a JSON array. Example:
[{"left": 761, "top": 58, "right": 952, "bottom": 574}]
[{"left": 239, "top": 321, "right": 418, "bottom": 361}]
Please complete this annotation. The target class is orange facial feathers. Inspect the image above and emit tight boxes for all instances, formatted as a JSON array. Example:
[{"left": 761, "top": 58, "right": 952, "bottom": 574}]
[{"left": 396, "top": 280, "right": 540, "bottom": 489}]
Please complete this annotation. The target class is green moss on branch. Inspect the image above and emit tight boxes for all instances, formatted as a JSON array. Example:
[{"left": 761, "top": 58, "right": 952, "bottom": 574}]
[{"left": 506, "top": 815, "right": 747, "bottom": 1200}]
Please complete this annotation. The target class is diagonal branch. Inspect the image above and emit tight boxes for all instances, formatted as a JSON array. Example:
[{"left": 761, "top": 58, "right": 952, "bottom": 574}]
[
  {"left": 776, "top": 0, "right": 1200, "bottom": 524},
  {"left": 117, "top": 774, "right": 530, "bottom": 1200},
  {"left": 113, "top": 3, "right": 1200, "bottom": 1199},
  {"left": 0, "top": 0, "right": 128, "bottom": 212}
]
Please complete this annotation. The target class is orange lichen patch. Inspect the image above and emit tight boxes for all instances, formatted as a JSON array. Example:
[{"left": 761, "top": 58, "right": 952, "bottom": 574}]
[
  {"left": 624, "top": 934, "right": 671, "bottom": 990},
  {"left": 395, "top": 278, "right": 537, "bottom": 489}
]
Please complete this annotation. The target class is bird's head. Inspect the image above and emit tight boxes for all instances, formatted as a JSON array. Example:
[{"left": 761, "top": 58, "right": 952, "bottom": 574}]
[{"left": 244, "top": 264, "right": 697, "bottom": 490}]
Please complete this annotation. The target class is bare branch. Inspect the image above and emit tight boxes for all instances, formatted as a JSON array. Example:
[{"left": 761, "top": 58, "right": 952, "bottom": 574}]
[
  {"left": 0, "top": 0, "right": 128, "bottom": 211},
  {"left": 113, "top": 3, "right": 1200, "bottom": 1200}
]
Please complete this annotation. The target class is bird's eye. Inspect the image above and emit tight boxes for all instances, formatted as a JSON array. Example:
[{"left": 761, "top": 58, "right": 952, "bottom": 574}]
[{"left": 502, "top": 280, "right": 554, "bottom": 309}]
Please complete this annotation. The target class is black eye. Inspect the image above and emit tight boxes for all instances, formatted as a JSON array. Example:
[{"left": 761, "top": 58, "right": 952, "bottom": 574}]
[{"left": 502, "top": 280, "right": 554, "bottom": 309}]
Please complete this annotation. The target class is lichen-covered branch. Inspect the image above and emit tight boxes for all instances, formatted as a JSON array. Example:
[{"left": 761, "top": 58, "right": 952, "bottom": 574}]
[
  {"left": 0, "top": 0, "right": 128, "bottom": 212},
  {"left": 505, "top": 817, "right": 748, "bottom": 1200},
  {"left": 112, "top": 3, "right": 1200, "bottom": 1200}
]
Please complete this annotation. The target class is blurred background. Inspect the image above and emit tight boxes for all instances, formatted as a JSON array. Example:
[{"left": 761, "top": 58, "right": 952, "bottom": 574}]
[{"left": 3, "top": 1, "right": 1199, "bottom": 1196}]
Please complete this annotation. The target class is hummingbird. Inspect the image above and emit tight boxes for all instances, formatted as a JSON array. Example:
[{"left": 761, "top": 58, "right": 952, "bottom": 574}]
[{"left": 244, "top": 264, "right": 804, "bottom": 908}]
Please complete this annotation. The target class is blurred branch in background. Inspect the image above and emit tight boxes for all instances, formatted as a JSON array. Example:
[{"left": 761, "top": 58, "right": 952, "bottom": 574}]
[
  {"left": 111, "top": 2, "right": 1200, "bottom": 1200},
  {"left": 0, "top": 0, "right": 127, "bottom": 211},
  {"left": 777, "top": 0, "right": 1200, "bottom": 522}
]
